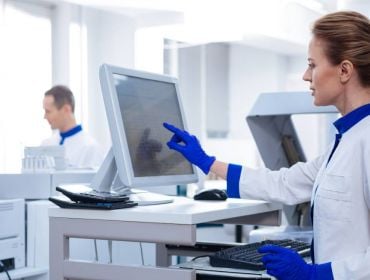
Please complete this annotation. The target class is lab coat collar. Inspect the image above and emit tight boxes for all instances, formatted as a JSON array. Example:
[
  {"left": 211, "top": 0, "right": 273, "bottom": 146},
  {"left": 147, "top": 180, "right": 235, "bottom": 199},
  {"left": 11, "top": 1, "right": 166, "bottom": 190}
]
[
  {"left": 59, "top": 125, "right": 83, "bottom": 145},
  {"left": 333, "top": 103, "right": 370, "bottom": 135}
]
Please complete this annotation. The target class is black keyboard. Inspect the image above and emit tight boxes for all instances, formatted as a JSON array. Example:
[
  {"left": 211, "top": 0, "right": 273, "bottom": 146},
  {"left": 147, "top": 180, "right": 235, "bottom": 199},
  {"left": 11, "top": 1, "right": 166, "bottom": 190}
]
[{"left": 210, "top": 239, "right": 311, "bottom": 271}]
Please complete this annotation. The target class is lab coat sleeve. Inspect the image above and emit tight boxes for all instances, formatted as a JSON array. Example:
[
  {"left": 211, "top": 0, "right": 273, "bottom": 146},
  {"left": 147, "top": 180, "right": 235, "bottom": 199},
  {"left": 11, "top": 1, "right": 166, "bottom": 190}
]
[
  {"left": 238, "top": 155, "right": 325, "bottom": 205},
  {"left": 330, "top": 140, "right": 370, "bottom": 280}
]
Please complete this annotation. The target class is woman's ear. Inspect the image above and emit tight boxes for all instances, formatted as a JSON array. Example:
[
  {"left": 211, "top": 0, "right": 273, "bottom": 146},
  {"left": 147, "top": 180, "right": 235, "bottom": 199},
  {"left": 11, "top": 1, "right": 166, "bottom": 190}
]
[{"left": 339, "top": 60, "right": 354, "bottom": 83}]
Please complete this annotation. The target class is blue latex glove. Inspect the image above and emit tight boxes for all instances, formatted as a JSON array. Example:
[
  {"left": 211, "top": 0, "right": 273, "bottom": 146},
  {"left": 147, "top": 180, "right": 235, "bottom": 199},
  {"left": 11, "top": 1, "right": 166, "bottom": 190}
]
[
  {"left": 163, "top": 122, "right": 216, "bottom": 174},
  {"left": 258, "top": 245, "right": 333, "bottom": 280}
]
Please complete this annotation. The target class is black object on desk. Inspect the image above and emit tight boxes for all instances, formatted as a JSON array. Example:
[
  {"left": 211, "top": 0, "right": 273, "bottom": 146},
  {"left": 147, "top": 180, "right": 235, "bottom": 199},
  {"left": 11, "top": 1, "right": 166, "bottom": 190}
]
[
  {"left": 49, "top": 195, "right": 137, "bottom": 210},
  {"left": 56, "top": 185, "right": 129, "bottom": 203},
  {"left": 49, "top": 184, "right": 137, "bottom": 210},
  {"left": 194, "top": 189, "right": 228, "bottom": 201},
  {"left": 210, "top": 239, "right": 311, "bottom": 271}
]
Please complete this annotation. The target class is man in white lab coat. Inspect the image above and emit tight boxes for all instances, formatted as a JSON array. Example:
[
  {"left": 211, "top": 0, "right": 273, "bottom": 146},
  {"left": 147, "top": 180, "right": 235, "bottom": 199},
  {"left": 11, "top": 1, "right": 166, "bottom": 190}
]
[{"left": 42, "top": 85, "right": 103, "bottom": 169}]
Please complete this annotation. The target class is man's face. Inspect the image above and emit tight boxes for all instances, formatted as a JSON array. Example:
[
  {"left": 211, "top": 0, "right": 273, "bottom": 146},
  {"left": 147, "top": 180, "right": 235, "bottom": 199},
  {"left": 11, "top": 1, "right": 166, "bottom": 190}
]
[{"left": 43, "top": 95, "right": 65, "bottom": 130}]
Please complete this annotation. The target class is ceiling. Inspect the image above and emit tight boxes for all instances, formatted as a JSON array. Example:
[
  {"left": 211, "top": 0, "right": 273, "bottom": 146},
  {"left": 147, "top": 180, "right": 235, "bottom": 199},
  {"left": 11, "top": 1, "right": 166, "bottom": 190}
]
[{"left": 37, "top": 0, "right": 369, "bottom": 53}]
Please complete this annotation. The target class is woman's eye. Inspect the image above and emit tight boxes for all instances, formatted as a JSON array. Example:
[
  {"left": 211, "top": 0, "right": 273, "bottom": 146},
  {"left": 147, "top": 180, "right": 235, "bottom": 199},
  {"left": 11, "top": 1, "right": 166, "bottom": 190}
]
[{"left": 308, "top": 63, "right": 315, "bottom": 69}]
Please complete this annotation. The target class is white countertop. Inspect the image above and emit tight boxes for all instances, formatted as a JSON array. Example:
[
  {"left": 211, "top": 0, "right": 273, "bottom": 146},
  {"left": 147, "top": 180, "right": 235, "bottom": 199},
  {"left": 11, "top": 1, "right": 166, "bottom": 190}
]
[
  {"left": 49, "top": 196, "right": 282, "bottom": 225},
  {"left": 0, "top": 171, "right": 96, "bottom": 199}
]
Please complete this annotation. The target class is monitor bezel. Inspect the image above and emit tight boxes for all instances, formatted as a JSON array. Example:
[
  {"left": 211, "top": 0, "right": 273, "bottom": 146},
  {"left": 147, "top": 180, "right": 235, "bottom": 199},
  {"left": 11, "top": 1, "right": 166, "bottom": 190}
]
[{"left": 99, "top": 64, "right": 198, "bottom": 188}]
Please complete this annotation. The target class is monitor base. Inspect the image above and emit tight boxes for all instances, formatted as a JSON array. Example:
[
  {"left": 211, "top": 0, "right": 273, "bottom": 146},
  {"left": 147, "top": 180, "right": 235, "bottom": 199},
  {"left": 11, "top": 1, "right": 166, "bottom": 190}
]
[
  {"left": 128, "top": 189, "right": 174, "bottom": 206},
  {"left": 90, "top": 149, "right": 174, "bottom": 206}
]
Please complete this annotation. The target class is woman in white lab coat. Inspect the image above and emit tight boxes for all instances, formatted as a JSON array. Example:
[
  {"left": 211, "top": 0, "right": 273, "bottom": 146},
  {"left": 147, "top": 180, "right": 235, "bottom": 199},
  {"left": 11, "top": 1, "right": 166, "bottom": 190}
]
[{"left": 164, "top": 11, "right": 370, "bottom": 280}]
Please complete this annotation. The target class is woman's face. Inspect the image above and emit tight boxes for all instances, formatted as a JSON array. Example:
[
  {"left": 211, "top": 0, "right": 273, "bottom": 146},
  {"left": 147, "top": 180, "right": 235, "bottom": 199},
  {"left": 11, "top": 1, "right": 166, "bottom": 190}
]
[{"left": 302, "top": 37, "right": 343, "bottom": 107}]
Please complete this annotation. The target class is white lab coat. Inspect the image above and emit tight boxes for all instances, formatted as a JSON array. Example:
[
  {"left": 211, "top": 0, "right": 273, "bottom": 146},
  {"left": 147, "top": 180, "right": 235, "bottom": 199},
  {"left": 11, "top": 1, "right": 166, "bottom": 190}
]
[
  {"left": 41, "top": 130, "right": 104, "bottom": 169},
  {"left": 238, "top": 116, "right": 370, "bottom": 280}
]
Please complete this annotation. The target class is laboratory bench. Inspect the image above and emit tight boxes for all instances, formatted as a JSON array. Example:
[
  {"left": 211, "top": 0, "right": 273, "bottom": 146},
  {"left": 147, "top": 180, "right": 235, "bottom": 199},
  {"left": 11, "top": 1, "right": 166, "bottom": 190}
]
[{"left": 48, "top": 196, "right": 281, "bottom": 280}]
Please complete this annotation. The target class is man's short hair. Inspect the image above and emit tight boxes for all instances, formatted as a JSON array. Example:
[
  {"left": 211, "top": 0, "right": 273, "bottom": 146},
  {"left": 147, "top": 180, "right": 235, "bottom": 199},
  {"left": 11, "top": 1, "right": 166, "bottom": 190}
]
[{"left": 44, "top": 85, "right": 75, "bottom": 113}]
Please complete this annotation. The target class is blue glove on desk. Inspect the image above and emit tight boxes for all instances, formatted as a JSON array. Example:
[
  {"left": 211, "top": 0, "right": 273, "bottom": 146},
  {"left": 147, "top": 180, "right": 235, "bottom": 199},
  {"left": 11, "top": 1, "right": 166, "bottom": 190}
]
[
  {"left": 163, "top": 123, "right": 216, "bottom": 174},
  {"left": 258, "top": 245, "right": 333, "bottom": 280}
]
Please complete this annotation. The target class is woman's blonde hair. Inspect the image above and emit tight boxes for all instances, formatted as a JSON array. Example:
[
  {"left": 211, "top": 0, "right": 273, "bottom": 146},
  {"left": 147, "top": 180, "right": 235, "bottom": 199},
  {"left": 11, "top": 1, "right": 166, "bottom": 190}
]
[{"left": 312, "top": 11, "right": 370, "bottom": 86}]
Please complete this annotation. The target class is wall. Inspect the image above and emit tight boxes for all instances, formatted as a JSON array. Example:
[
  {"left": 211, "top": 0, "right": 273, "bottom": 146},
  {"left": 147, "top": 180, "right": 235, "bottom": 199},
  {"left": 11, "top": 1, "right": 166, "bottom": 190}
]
[
  {"left": 205, "top": 43, "right": 230, "bottom": 138},
  {"left": 82, "top": 7, "right": 136, "bottom": 153},
  {"left": 176, "top": 45, "right": 205, "bottom": 137},
  {"left": 228, "top": 44, "right": 288, "bottom": 140}
]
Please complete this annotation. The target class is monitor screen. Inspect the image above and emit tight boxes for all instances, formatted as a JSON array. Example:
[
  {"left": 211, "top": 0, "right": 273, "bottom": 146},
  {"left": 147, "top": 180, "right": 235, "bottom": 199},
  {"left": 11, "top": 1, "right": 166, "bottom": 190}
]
[
  {"left": 113, "top": 73, "right": 193, "bottom": 177},
  {"left": 99, "top": 64, "right": 198, "bottom": 188}
]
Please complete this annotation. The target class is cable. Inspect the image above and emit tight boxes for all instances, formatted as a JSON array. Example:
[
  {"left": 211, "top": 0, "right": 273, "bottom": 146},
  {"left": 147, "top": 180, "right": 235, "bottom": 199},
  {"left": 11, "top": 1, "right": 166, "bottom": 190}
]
[
  {"left": 139, "top": 242, "right": 144, "bottom": 265},
  {"left": 93, "top": 239, "right": 98, "bottom": 262},
  {"left": 191, "top": 255, "right": 211, "bottom": 261},
  {"left": 0, "top": 260, "right": 12, "bottom": 280},
  {"left": 108, "top": 240, "right": 113, "bottom": 263}
]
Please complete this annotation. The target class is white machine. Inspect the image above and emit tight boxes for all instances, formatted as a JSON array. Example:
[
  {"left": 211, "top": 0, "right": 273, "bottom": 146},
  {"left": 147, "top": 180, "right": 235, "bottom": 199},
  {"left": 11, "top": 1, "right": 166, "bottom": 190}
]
[
  {"left": 0, "top": 199, "right": 25, "bottom": 271},
  {"left": 22, "top": 146, "right": 67, "bottom": 172},
  {"left": 0, "top": 171, "right": 96, "bottom": 199},
  {"left": 247, "top": 91, "right": 338, "bottom": 226}
]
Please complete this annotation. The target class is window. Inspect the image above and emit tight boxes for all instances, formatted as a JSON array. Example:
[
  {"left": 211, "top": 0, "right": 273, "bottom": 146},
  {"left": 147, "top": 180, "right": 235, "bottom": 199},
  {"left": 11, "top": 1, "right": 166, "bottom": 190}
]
[
  {"left": 0, "top": 0, "right": 52, "bottom": 171},
  {"left": 69, "top": 15, "right": 87, "bottom": 129}
]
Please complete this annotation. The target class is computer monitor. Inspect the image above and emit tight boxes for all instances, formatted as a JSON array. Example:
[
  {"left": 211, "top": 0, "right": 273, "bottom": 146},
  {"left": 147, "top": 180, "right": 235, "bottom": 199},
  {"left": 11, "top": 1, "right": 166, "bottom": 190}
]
[{"left": 91, "top": 64, "right": 198, "bottom": 204}]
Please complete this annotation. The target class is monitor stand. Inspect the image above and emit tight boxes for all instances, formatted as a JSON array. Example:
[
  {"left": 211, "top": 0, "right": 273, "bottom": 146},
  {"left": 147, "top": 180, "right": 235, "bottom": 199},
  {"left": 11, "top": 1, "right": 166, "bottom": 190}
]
[{"left": 90, "top": 148, "right": 174, "bottom": 206}]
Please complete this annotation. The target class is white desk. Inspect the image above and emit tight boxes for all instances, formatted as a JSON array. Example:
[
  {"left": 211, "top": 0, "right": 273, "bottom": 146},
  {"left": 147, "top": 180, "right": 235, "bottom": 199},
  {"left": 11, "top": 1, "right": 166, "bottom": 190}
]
[{"left": 49, "top": 197, "right": 282, "bottom": 280}]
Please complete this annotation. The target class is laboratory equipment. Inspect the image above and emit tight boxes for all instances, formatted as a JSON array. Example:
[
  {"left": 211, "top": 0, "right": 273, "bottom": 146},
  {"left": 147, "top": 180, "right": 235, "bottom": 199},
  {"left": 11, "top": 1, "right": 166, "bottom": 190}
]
[
  {"left": 246, "top": 91, "right": 337, "bottom": 226},
  {"left": 0, "top": 199, "right": 25, "bottom": 271},
  {"left": 22, "top": 146, "right": 66, "bottom": 172}
]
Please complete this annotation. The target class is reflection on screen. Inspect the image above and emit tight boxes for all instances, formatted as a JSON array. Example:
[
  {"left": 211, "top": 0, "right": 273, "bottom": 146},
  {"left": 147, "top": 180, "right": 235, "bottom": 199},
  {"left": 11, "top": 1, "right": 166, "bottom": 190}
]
[{"left": 113, "top": 74, "right": 194, "bottom": 177}]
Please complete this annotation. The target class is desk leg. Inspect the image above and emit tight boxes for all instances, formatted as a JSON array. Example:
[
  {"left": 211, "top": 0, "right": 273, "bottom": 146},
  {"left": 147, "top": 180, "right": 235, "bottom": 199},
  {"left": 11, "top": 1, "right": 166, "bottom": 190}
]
[
  {"left": 235, "top": 225, "right": 243, "bottom": 243},
  {"left": 156, "top": 243, "right": 171, "bottom": 267},
  {"left": 49, "top": 217, "right": 69, "bottom": 280}
]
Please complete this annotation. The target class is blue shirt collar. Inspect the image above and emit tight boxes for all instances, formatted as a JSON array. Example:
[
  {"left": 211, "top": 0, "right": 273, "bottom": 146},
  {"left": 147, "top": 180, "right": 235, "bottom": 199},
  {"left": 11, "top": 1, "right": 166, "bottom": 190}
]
[
  {"left": 59, "top": 125, "right": 82, "bottom": 145},
  {"left": 333, "top": 104, "right": 370, "bottom": 135}
]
